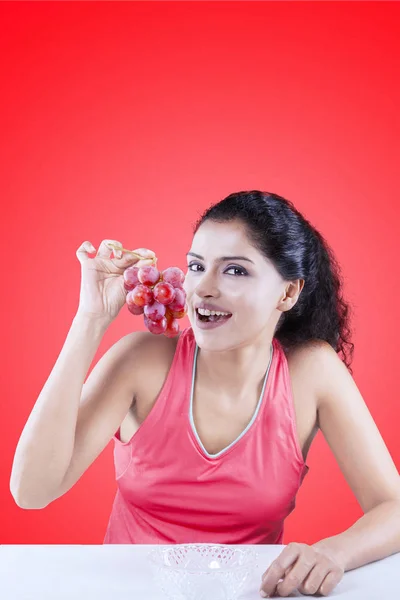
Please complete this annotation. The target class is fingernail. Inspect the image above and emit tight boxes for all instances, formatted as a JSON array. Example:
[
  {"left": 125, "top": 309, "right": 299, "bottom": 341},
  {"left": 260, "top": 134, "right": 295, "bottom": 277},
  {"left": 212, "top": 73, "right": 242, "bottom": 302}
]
[{"left": 260, "top": 591, "right": 268, "bottom": 598}]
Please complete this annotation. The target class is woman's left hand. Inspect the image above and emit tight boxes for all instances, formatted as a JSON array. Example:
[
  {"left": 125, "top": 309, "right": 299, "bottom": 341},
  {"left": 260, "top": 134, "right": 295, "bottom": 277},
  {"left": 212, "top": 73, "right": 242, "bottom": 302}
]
[{"left": 259, "top": 542, "right": 345, "bottom": 597}]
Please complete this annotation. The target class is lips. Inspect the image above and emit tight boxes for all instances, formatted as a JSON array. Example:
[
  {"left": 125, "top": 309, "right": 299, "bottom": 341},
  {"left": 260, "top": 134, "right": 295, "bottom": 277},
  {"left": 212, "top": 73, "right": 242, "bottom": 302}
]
[
  {"left": 194, "top": 302, "right": 232, "bottom": 314},
  {"left": 195, "top": 309, "right": 232, "bottom": 330}
]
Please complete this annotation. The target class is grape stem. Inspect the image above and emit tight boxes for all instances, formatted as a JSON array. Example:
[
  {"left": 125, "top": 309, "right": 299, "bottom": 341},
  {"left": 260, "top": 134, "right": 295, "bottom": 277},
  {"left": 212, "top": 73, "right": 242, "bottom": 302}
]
[{"left": 107, "top": 243, "right": 157, "bottom": 265}]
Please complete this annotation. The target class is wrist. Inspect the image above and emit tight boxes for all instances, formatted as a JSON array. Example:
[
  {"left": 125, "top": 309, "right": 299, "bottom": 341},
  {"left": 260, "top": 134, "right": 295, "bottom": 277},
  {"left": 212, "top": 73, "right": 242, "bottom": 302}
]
[
  {"left": 73, "top": 311, "right": 113, "bottom": 332},
  {"left": 312, "top": 536, "right": 348, "bottom": 572}
]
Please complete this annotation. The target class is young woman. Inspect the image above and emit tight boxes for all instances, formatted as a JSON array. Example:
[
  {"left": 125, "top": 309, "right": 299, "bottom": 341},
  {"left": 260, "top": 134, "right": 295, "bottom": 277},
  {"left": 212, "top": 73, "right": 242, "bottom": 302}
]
[{"left": 11, "top": 190, "right": 400, "bottom": 597}]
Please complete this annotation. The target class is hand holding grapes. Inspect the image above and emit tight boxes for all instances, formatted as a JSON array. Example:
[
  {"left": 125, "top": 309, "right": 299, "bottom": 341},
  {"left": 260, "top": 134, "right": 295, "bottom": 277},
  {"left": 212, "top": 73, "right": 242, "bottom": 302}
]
[
  {"left": 75, "top": 239, "right": 187, "bottom": 336},
  {"left": 76, "top": 239, "right": 156, "bottom": 323}
]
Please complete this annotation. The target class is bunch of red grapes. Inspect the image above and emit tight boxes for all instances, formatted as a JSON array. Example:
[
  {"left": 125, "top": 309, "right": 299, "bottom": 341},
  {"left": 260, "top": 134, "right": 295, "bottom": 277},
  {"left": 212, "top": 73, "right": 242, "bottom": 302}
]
[{"left": 123, "top": 264, "right": 187, "bottom": 337}]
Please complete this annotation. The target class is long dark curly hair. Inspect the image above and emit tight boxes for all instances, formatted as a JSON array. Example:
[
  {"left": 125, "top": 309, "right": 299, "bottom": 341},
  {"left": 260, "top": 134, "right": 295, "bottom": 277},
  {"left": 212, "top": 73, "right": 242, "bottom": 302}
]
[{"left": 194, "top": 190, "right": 355, "bottom": 374}]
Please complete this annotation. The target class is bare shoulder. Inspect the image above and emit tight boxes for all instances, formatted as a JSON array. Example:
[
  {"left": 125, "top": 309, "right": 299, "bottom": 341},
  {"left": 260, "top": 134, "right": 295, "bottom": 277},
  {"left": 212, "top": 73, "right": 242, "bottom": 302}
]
[
  {"left": 124, "top": 329, "right": 180, "bottom": 406},
  {"left": 285, "top": 338, "right": 339, "bottom": 405},
  {"left": 286, "top": 338, "right": 343, "bottom": 400},
  {"left": 283, "top": 339, "right": 334, "bottom": 460},
  {"left": 126, "top": 329, "right": 179, "bottom": 366},
  {"left": 284, "top": 338, "right": 332, "bottom": 375}
]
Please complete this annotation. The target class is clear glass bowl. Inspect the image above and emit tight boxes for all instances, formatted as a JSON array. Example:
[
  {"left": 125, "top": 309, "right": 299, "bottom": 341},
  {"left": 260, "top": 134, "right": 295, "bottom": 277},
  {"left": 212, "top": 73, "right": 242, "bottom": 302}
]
[{"left": 147, "top": 543, "right": 258, "bottom": 600}]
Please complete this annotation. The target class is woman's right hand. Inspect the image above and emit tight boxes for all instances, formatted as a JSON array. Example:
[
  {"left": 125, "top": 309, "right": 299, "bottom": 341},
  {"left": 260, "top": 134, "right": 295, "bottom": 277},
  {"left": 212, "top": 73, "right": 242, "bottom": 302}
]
[{"left": 75, "top": 239, "right": 156, "bottom": 323}]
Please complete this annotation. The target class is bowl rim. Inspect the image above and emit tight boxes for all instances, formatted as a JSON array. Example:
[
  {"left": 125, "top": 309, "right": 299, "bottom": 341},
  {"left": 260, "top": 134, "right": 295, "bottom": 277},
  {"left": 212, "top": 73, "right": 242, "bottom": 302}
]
[{"left": 147, "top": 543, "right": 258, "bottom": 573}]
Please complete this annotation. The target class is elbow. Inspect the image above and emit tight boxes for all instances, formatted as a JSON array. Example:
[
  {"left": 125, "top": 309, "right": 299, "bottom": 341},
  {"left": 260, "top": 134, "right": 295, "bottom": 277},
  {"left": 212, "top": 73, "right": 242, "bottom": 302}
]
[
  {"left": 10, "top": 481, "right": 51, "bottom": 510},
  {"left": 12, "top": 493, "right": 50, "bottom": 510},
  {"left": 13, "top": 496, "right": 49, "bottom": 510}
]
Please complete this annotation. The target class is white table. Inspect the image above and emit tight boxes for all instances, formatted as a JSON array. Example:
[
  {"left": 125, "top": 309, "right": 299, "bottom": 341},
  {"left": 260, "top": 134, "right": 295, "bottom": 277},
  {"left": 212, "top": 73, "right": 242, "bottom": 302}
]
[{"left": 1, "top": 544, "right": 399, "bottom": 599}]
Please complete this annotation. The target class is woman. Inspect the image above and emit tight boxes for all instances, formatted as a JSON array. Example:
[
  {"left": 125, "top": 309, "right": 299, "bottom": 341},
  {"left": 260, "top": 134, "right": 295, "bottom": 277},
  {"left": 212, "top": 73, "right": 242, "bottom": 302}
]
[{"left": 11, "top": 190, "right": 400, "bottom": 597}]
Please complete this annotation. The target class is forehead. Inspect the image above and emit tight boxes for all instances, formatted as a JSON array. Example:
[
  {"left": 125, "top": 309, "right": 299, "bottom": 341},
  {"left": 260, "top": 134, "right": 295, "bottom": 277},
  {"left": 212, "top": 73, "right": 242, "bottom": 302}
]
[{"left": 191, "top": 220, "right": 255, "bottom": 254}]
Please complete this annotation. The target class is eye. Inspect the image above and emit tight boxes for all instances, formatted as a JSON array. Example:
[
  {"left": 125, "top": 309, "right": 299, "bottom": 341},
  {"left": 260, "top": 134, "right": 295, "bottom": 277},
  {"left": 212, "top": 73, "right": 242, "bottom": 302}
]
[
  {"left": 225, "top": 266, "right": 248, "bottom": 276},
  {"left": 187, "top": 262, "right": 247, "bottom": 276},
  {"left": 188, "top": 262, "right": 204, "bottom": 272}
]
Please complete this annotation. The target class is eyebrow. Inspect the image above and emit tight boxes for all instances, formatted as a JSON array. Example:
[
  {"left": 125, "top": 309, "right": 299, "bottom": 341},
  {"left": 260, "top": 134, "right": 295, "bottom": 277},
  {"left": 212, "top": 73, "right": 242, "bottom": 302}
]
[{"left": 186, "top": 252, "right": 255, "bottom": 264}]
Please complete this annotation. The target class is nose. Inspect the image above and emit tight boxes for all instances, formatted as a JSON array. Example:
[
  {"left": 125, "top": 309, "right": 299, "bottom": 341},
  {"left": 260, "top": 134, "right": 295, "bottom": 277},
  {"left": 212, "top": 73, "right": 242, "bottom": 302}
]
[{"left": 193, "top": 269, "right": 220, "bottom": 299}]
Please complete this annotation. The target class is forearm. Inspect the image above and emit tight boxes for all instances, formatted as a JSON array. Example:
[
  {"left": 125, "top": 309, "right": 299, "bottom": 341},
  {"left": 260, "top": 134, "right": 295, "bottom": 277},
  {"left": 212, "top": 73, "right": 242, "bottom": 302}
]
[
  {"left": 10, "top": 312, "right": 110, "bottom": 508},
  {"left": 312, "top": 500, "right": 400, "bottom": 572}
]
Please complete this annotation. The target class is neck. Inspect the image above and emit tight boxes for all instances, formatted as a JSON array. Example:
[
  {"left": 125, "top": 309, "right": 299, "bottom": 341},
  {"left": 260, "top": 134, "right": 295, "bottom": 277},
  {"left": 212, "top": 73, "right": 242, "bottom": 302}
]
[{"left": 195, "top": 334, "right": 274, "bottom": 402}]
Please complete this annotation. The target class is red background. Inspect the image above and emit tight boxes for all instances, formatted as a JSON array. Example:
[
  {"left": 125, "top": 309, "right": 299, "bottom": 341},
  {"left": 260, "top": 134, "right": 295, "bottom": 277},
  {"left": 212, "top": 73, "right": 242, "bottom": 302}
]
[{"left": 1, "top": 2, "right": 399, "bottom": 545}]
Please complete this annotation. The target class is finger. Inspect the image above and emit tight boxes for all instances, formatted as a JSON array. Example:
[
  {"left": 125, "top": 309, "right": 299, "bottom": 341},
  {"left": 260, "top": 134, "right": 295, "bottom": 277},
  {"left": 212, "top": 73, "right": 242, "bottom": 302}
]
[
  {"left": 317, "top": 569, "right": 344, "bottom": 596},
  {"left": 275, "top": 555, "right": 316, "bottom": 597},
  {"left": 129, "top": 247, "right": 156, "bottom": 260},
  {"left": 297, "top": 564, "right": 330, "bottom": 596},
  {"left": 260, "top": 545, "right": 302, "bottom": 597},
  {"left": 98, "top": 239, "right": 122, "bottom": 259},
  {"left": 120, "top": 257, "right": 156, "bottom": 273},
  {"left": 118, "top": 247, "right": 157, "bottom": 268},
  {"left": 134, "top": 257, "right": 157, "bottom": 268},
  {"left": 76, "top": 241, "right": 96, "bottom": 263},
  {"left": 260, "top": 565, "right": 294, "bottom": 598}
]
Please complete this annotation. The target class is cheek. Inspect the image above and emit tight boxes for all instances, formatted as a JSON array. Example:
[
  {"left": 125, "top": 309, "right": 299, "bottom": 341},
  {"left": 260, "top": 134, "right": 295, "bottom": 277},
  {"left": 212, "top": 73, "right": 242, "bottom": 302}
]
[
  {"left": 238, "top": 286, "right": 275, "bottom": 318},
  {"left": 230, "top": 284, "right": 262, "bottom": 308},
  {"left": 182, "top": 276, "right": 191, "bottom": 295},
  {"left": 230, "top": 293, "right": 260, "bottom": 327}
]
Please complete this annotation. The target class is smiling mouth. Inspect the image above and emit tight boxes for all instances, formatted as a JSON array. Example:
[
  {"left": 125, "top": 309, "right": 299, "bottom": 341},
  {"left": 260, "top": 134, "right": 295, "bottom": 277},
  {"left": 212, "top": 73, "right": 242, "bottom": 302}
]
[{"left": 195, "top": 308, "right": 233, "bottom": 323}]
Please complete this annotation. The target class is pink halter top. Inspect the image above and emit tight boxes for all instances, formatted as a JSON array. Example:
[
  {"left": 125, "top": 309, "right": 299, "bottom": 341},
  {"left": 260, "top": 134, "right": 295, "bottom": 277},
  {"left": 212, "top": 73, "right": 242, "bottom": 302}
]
[{"left": 104, "top": 326, "right": 309, "bottom": 544}]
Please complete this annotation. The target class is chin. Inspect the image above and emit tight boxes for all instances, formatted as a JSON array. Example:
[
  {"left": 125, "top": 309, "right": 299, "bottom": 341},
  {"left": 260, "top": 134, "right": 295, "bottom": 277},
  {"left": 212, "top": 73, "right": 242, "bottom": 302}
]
[{"left": 192, "top": 328, "right": 245, "bottom": 353}]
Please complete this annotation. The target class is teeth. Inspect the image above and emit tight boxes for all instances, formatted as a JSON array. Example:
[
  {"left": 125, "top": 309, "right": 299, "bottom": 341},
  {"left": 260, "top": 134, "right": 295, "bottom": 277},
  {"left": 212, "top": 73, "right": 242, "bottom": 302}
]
[{"left": 197, "top": 308, "right": 231, "bottom": 317}]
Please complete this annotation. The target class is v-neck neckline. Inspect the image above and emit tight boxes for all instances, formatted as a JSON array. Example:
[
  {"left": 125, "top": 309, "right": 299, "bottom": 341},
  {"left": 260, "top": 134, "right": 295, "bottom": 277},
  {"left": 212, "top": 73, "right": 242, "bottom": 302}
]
[{"left": 188, "top": 340, "right": 274, "bottom": 460}]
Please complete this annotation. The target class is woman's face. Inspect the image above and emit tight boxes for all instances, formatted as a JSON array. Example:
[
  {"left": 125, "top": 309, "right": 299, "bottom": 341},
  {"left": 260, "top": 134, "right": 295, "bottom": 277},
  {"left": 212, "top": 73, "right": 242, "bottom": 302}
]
[{"left": 183, "top": 219, "right": 288, "bottom": 352}]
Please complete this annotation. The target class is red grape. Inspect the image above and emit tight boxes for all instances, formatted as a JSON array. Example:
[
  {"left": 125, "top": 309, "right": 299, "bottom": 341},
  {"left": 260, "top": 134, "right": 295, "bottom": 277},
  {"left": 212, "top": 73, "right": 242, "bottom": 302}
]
[
  {"left": 144, "top": 315, "right": 167, "bottom": 334},
  {"left": 131, "top": 284, "right": 154, "bottom": 307},
  {"left": 144, "top": 301, "right": 166, "bottom": 321},
  {"left": 161, "top": 267, "right": 185, "bottom": 288},
  {"left": 168, "top": 287, "right": 186, "bottom": 312},
  {"left": 123, "top": 266, "right": 140, "bottom": 291},
  {"left": 126, "top": 296, "right": 145, "bottom": 315},
  {"left": 164, "top": 317, "right": 180, "bottom": 338},
  {"left": 138, "top": 266, "right": 160, "bottom": 286},
  {"left": 169, "top": 302, "right": 188, "bottom": 319},
  {"left": 153, "top": 282, "right": 176, "bottom": 305}
]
